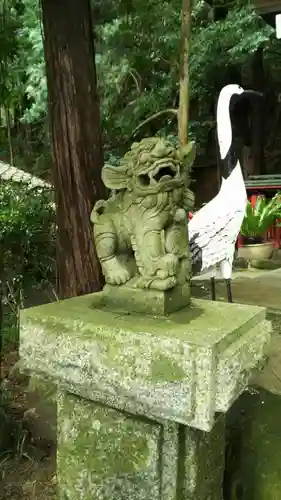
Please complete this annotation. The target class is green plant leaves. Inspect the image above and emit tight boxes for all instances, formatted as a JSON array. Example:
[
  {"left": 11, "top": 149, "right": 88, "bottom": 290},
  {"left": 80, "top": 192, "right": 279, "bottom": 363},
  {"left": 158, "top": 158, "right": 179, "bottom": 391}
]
[
  {"left": 240, "top": 193, "right": 281, "bottom": 237},
  {"left": 1, "top": 0, "right": 273, "bottom": 158},
  {"left": 0, "top": 181, "right": 56, "bottom": 303}
]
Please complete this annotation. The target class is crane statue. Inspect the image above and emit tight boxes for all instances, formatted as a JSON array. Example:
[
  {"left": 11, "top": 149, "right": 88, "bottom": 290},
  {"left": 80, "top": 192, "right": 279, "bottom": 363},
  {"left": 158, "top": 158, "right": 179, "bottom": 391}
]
[{"left": 188, "top": 84, "right": 263, "bottom": 303}]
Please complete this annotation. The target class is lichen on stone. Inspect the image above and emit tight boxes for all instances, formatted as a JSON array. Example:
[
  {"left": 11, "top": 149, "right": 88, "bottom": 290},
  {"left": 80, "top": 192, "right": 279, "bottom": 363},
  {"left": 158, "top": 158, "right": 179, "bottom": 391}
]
[{"left": 91, "top": 137, "right": 196, "bottom": 292}]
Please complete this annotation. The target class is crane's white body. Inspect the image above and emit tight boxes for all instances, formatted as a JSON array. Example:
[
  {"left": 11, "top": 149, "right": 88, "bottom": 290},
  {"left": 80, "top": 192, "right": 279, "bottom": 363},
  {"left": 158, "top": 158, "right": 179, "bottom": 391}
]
[
  {"left": 188, "top": 163, "right": 246, "bottom": 278},
  {"left": 188, "top": 84, "right": 248, "bottom": 280}
]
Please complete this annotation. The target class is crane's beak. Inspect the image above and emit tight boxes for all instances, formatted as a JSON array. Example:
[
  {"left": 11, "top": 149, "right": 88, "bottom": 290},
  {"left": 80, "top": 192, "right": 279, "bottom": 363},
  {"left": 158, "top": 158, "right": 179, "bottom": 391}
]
[{"left": 243, "top": 90, "right": 264, "bottom": 99}]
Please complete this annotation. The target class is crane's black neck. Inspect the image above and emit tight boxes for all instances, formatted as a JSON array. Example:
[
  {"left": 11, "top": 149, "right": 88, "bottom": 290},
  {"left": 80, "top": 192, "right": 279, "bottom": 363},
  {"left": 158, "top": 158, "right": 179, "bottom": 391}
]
[
  {"left": 222, "top": 143, "right": 239, "bottom": 179},
  {"left": 219, "top": 93, "right": 241, "bottom": 179},
  {"left": 219, "top": 89, "right": 263, "bottom": 179}
]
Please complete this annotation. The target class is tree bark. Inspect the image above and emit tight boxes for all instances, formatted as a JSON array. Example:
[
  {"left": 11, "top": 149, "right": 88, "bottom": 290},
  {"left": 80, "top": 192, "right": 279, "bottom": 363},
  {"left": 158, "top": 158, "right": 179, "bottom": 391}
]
[{"left": 41, "top": 0, "right": 105, "bottom": 299}]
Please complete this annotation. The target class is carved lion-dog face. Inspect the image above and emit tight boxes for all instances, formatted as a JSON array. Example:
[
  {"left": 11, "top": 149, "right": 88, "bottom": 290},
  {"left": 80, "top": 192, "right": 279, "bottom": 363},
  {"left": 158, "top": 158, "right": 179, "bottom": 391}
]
[{"left": 101, "top": 138, "right": 196, "bottom": 197}]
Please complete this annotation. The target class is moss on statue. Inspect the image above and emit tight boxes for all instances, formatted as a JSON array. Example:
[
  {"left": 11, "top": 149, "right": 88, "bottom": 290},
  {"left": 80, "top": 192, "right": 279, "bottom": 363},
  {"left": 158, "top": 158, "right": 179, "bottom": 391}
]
[
  {"left": 26, "top": 374, "right": 57, "bottom": 445},
  {"left": 102, "top": 282, "right": 191, "bottom": 315},
  {"left": 20, "top": 293, "right": 270, "bottom": 433},
  {"left": 151, "top": 354, "right": 186, "bottom": 382},
  {"left": 91, "top": 137, "right": 196, "bottom": 299},
  {"left": 58, "top": 392, "right": 177, "bottom": 500}
]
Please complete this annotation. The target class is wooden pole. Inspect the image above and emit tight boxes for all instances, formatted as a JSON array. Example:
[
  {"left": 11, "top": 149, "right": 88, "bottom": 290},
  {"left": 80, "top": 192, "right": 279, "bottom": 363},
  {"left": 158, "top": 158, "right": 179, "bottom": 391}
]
[
  {"left": 178, "top": 0, "right": 192, "bottom": 148},
  {"left": 128, "top": 0, "right": 193, "bottom": 144}
]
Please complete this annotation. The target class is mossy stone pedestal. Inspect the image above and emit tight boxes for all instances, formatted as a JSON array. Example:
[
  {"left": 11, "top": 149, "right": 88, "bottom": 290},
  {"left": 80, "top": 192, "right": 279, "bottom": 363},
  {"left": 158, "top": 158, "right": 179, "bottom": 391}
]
[
  {"left": 103, "top": 281, "right": 191, "bottom": 315},
  {"left": 20, "top": 293, "right": 270, "bottom": 500}
]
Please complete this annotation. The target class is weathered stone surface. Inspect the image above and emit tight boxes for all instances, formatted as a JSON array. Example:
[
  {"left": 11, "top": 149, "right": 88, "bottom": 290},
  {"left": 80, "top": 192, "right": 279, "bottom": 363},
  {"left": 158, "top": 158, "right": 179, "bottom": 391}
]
[
  {"left": 103, "top": 282, "right": 191, "bottom": 315},
  {"left": 91, "top": 137, "right": 195, "bottom": 293},
  {"left": 225, "top": 388, "right": 281, "bottom": 500},
  {"left": 250, "top": 259, "right": 281, "bottom": 270},
  {"left": 215, "top": 319, "right": 270, "bottom": 412},
  {"left": 57, "top": 392, "right": 179, "bottom": 500},
  {"left": 267, "top": 309, "right": 281, "bottom": 334},
  {"left": 272, "top": 248, "right": 281, "bottom": 261},
  {"left": 233, "top": 257, "right": 248, "bottom": 269},
  {"left": 192, "top": 267, "right": 281, "bottom": 314},
  {"left": 20, "top": 294, "right": 271, "bottom": 432},
  {"left": 180, "top": 413, "right": 225, "bottom": 500},
  {"left": 25, "top": 374, "right": 57, "bottom": 446},
  {"left": 56, "top": 392, "right": 226, "bottom": 500},
  {"left": 19, "top": 292, "right": 271, "bottom": 499},
  {"left": 252, "top": 317, "right": 281, "bottom": 396}
]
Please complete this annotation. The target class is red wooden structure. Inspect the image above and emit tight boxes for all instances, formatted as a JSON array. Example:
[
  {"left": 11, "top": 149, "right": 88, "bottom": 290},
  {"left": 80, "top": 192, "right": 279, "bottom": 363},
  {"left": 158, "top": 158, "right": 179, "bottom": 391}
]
[{"left": 237, "top": 174, "right": 281, "bottom": 248}]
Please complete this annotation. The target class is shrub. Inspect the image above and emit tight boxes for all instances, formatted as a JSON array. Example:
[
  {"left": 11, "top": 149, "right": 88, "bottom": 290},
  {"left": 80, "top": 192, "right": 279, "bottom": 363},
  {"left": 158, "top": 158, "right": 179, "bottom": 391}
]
[{"left": 0, "top": 181, "right": 56, "bottom": 314}]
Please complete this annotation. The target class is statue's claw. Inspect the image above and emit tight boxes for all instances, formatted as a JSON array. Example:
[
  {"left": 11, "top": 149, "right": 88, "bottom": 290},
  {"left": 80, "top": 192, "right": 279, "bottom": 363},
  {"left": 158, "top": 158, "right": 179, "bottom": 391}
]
[
  {"left": 102, "top": 258, "right": 131, "bottom": 285},
  {"left": 152, "top": 277, "right": 177, "bottom": 290},
  {"left": 134, "top": 276, "right": 176, "bottom": 290},
  {"left": 155, "top": 254, "right": 179, "bottom": 279}
]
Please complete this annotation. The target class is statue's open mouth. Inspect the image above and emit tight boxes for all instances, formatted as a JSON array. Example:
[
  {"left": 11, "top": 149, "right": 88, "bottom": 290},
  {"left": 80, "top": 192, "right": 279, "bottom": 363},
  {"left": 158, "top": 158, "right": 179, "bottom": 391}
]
[
  {"left": 138, "top": 162, "right": 179, "bottom": 187},
  {"left": 154, "top": 164, "right": 178, "bottom": 183}
]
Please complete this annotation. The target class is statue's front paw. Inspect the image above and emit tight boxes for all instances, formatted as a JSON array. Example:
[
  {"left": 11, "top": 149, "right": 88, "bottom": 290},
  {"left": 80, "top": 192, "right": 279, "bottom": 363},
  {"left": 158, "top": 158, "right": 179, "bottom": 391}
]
[
  {"left": 155, "top": 254, "right": 179, "bottom": 279},
  {"left": 134, "top": 276, "right": 176, "bottom": 290},
  {"left": 106, "top": 267, "right": 131, "bottom": 285},
  {"left": 102, "top": 258, "right": 131, "bottom": 286}
]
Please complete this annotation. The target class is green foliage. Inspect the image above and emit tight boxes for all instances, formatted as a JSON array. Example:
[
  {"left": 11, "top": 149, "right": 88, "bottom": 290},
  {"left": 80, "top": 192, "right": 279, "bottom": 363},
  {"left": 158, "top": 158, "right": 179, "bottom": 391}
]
[
  {"left": 19, "top": 0, "right": 47, "bottom": 123},
  {"left": 0, "top": 0, "right": 23, "bottom": 108},
  {"left": 97, "top": 1, "right": 273, "bottom": 151},
  {"left": 0, "top": 0, "right": 274, "bottom": 165},
  {"left": 240, "top": 194, "right": 281, "bottom": 238},
  {"left": 0, "top": 0, "right": 45, "bottom": 119},
  {"left": 0, "top": 181, "right": 56, "bottom": 308},
  {"left": 0, "top": 0, "right": 50, "bottom": 180}
]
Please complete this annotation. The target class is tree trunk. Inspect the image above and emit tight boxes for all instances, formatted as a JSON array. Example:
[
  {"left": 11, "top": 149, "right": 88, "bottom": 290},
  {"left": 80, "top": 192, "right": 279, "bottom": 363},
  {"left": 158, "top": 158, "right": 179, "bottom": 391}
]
[{"left": 41, "top": 0, "right": 105, "bottom": 299}]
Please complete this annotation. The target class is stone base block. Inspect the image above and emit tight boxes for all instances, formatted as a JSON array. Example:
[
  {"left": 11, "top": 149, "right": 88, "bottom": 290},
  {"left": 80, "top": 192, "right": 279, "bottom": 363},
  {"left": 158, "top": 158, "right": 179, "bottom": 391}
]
[
  {"left": 25, "top": 374, "right": 57, "bottom": 446},
  {"left": 225, "top": 389, "right": 281, "bottom": 500},
  {"left": 58, "top": 392, "right": 225, "bottom": 500},
  {"left": 102, "top": 282, "right": 191, "bottom": 315},
  {"left": 20, "top": 295, "right": 270, "bottom": 432},
  {"left": 19, "top": 294, "right": 271, "bottom": 500}
]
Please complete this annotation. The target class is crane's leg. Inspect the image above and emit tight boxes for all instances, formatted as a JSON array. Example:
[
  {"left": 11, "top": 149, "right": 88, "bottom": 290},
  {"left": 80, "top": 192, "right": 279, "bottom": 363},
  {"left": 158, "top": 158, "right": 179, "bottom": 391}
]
[
  {"left": 220, "top": 260, "right": 233, "bottom": 303},
  {"left": 210, "top": 277, "right": 216, "bottom": 301},
  {"left": 209, "top": 267, "right": 216, "bottom": 301},
  {"left": 226, "top": 279, "right": 233, "bottom": 303}
]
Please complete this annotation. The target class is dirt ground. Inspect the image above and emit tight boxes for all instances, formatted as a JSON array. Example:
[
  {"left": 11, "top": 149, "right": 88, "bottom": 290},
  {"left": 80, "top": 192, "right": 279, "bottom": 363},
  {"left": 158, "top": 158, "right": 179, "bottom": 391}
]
[{"left": 0, "top": 346, "right": 56, "bottom": 500}]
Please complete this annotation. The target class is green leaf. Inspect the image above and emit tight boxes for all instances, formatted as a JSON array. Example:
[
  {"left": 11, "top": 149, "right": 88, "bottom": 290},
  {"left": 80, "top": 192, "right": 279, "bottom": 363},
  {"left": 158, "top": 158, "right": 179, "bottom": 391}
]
[{"left": 240, "top": 194, "right": 281, "bottom": 237}]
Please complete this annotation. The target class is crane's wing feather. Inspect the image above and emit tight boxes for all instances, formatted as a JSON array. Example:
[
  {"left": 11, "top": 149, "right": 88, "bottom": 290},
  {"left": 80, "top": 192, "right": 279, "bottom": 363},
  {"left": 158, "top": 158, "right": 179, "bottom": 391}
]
[
  {"left": 188, "top": 207, "right": 245, "bottom": 272},
  {"left": 188, "top": 163, "right": 247, "bottom": 273}
]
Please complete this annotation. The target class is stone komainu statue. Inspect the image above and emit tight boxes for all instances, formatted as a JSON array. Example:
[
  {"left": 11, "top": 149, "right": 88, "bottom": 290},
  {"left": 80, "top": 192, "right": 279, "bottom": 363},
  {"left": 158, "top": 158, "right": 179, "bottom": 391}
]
[{"left": 91, "top": 137, "right": 196, "bottom": 291}]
